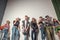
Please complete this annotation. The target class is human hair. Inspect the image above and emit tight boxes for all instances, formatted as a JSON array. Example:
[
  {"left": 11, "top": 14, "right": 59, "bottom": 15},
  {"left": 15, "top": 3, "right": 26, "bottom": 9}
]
[
  {"left": 6, "top": 20, "right": 10, "bottom": 24},
  {"left": 31, "top": 18, "right": 37, "bottom": 23}
]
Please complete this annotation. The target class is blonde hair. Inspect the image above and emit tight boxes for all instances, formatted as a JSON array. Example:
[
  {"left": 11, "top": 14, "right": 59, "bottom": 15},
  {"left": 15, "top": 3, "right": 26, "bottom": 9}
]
[{"left": 6, "top": 20, "right": 10, "bottom": 24}]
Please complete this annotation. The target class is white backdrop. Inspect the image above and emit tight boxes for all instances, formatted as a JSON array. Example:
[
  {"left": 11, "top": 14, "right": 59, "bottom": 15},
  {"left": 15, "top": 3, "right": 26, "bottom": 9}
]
[{"left": 2, "top": 0, "right": 57, "bottom": 40}]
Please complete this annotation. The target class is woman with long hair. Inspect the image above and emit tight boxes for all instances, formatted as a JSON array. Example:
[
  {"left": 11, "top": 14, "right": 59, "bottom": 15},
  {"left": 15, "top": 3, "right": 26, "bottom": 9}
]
[{"left": 31, "top": 18, "right": 38, "bottom": 40}]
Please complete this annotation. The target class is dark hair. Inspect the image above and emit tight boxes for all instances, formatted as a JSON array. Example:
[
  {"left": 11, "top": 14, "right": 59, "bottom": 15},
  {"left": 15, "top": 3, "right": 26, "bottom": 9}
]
[
  {"left": 45, "top": 15, "right": 49, "bottom": 18},
  {"left": 32, "top": 18, "right": 37, "bottom": 23},
  {"left": 25, "top": 15, "right": 28, "bottom": 17},
  {"left": 39, "top": 16, "right": 42, "bottom": 18},
  {"left": 13, "top": 20, "right": 15, "bottom": 24},
  {"left": 18, "top": 18, "right": 21, "bottom": 21}
]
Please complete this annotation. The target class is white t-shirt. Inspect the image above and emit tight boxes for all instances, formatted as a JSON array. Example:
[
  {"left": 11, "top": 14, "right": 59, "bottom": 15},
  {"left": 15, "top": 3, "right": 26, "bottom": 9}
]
[{"left": 25, "top": 20, "right": 27, "bottom": 29}]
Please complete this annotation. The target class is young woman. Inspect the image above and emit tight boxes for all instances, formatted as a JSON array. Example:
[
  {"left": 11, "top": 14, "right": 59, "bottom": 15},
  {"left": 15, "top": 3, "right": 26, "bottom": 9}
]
[
  {"left": 2, "top": 20, "right": 10, "bottom": 40},
  {"left": 31, "top": 18, "right": 38, "bottom": 40},
  {"left": 12, "top": 18, "right": 20, "bottom": 40},
  {"left": 38, "top": 17, "right": 46, "bottom": 40}
]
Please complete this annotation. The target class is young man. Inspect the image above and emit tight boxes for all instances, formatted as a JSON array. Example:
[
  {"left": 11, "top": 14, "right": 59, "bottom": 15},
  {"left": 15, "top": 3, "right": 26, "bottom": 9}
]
[
  {"left": 22, "top": 15, "right": 30, "bottom": 40},
  {"left": 44, "top": 15, "right": 55, "bottom": 40}
]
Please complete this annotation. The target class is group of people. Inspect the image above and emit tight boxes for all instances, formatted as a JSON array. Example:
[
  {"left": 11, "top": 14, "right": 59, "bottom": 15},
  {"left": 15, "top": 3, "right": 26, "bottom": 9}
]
[{"left": 0, "top": 15, "right": 60, "bottom": 40}]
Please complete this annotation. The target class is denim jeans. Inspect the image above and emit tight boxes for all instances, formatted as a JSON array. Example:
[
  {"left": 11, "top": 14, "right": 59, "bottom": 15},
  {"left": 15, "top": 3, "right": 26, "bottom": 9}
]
[
  {"left": 40, "top": 28, "right": 46, "bottom": 40},
  {"left": 31, "top": 30, "right": 37, "bottom": 40},
  {"left": 11, "top": 26, "right": 20, "bottom": 40},
  {"left": 2, "top": 28, "right": 8, "bottom": 40},
  {"left": 24, "top": 35, "right": 29, "bottom": 40}
]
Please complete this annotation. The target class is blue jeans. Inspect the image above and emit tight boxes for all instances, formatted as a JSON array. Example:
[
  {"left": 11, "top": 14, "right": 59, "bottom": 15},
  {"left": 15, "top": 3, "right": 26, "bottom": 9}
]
[
  {"left": 31, "top": 30, "right": 37, "bottom": 40},
  {"left": 24, "top": 35, "right": 26, "bottom": 40},
  {"left": 2, "top": 28, "right": 8, "bottom": 40},
  {"left": 24, "top": 32, "right": 29, "bottom": 40},
  {"left": 40, "top": 28, "right": 46, "bottom": 40},
  {"left": 11, "top": 26, "right": 20, "bottom": 40}
]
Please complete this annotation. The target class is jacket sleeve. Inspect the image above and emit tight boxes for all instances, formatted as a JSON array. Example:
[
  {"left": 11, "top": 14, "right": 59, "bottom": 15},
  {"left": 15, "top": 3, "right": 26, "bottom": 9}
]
[{"left": 31, "top": 22, "right": 34, "bottom": 29}]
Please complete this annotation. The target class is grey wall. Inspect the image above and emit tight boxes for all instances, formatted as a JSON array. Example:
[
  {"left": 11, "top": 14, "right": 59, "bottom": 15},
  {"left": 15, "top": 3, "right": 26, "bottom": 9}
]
[{"left": 0, "top": 0, "right": 8, "bottom": 25}]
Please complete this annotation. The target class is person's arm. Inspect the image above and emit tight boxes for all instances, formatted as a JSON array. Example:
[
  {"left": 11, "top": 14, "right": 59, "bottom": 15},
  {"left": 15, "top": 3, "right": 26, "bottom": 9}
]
[
  {"left": 31, "top": 22, "right": 34, "bottom": 29},
  {"left": 17, "top": 21, "right": 20, "bottom": 30},
  {"left": 0, "top": 26, "right": 4, "bottom": 30},
  {"left": 58, "top": 21, "right": 60, "bottom": 25},
  {"left": 18, "top": 25, "right": 20, "bottom": 30},
  {"left": 35, "top": 24, "right": 38, "bottom": 29},
  {"left": 52, "top": 22, "right": 55, "bottom": 28},
  {"left": 8, "top": 25, "right": 10, "bottom": 35},
  {"left": 35, "top": 24, "right": 39, "bottom": 32},
  {"left": 26, "top": 22, "right": 30, "bottom": 31},
  {"left": 0, "top": 24, "right": 6, "bottom": 30}
]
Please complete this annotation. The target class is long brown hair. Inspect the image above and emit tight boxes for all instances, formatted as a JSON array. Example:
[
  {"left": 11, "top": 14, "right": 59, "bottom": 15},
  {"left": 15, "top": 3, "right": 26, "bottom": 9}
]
[{"left": 31, "top": 18, "right": 37, "bottom": 23}]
